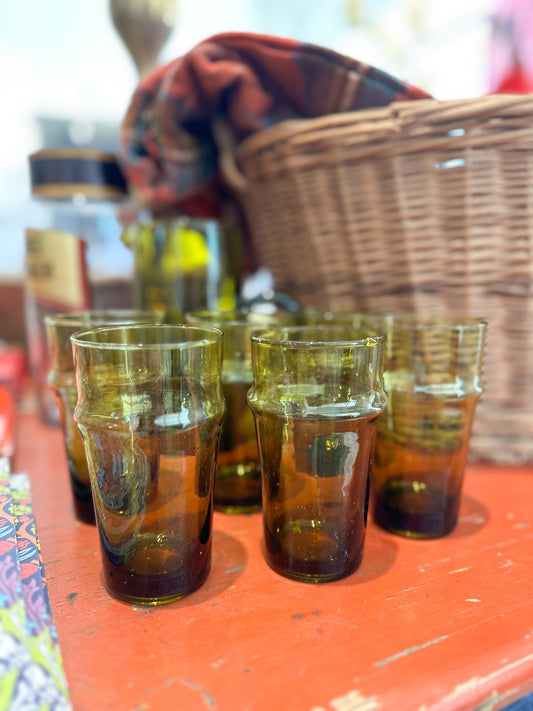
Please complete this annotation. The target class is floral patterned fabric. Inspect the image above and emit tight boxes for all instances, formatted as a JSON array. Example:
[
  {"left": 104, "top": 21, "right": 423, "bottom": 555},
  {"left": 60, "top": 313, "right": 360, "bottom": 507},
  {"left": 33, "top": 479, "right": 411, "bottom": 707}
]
[{"left": 0, "top": 470, "right": 70, "bottom": 711}]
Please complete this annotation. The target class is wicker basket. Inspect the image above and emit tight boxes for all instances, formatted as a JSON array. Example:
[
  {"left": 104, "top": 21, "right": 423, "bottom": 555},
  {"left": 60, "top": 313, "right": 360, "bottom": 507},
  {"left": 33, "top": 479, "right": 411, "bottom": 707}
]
[{"left": 220, "top": 94, "right": 533, "bottom": 464}]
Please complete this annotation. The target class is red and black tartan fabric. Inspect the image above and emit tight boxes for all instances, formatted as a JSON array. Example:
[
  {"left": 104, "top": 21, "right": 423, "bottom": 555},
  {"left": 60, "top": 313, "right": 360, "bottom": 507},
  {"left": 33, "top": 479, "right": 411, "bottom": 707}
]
[{"left": 120, "top": 31, "right": 430, "bottom": 217}]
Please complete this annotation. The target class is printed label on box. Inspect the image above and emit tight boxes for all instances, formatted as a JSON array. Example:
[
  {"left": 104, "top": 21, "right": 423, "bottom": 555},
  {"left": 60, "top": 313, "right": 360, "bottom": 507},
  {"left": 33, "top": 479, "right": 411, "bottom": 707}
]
[{"left": 25, "top": 228, "right": 90, "bottom": 310}]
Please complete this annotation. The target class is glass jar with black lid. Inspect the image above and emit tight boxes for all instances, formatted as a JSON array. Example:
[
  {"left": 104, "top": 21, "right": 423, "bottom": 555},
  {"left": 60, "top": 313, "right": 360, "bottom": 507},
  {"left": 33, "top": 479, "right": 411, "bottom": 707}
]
[{"left": 25, "top": 148, "right": 142, "bottom": 425}]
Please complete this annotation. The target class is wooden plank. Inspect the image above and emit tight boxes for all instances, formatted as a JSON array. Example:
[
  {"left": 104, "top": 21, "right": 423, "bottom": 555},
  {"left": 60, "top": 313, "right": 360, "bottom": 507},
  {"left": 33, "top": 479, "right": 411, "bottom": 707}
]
[{"left": 14, "top": 411, "right": 533, "bottom": 711}]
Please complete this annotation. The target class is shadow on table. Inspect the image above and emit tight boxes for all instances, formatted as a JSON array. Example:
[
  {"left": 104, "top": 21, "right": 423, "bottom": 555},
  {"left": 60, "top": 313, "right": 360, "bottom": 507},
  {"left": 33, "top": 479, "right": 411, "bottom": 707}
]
[
  {"left": 328, "top": 526, "right": 398, "bottom": 588},
  {"left": 448, "top": 493, "right": 490, "bottom": 539},
  {"left": 158, "top": 529, "right": 248, "bottom": 610}
]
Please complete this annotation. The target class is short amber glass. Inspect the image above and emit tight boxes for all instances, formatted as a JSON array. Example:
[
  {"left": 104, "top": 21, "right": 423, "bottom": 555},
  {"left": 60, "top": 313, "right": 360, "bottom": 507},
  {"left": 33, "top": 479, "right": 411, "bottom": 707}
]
[
  {"left": 248, "top": 326, "right": 386, "bottom": 583},
  {"left": 186, "top": 309, "right": 295, "bottom": 513},
  {"left": 45, "top": 310, "right": 158, "bottom": 524},
  {"left": 365, "top": 314, "right": 487, "bottom": 539},
  {"left": 71, "top": 324, "right": 225, "bottom": 605}
]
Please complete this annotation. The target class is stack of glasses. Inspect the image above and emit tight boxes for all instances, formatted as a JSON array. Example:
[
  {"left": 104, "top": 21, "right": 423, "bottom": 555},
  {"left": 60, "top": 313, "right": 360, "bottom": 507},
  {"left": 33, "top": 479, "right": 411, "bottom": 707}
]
[{"left": 43, "top": 309, "right": 487, "bottom": 607}]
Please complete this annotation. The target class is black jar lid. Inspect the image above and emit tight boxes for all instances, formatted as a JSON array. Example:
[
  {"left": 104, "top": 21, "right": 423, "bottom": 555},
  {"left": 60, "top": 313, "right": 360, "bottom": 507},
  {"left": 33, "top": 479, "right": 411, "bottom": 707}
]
[{"left": 29, "top": 148, "right": 129, "bottom": 200}]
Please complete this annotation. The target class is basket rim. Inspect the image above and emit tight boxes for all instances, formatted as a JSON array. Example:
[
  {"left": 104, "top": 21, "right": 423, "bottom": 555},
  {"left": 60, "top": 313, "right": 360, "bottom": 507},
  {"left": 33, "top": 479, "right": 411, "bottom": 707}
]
[
  {"left": 216, "top": 93, "right": 533, "bottom": 191},
  {"left": 234, "top": 93, "right": 533, "bottom": 160}
]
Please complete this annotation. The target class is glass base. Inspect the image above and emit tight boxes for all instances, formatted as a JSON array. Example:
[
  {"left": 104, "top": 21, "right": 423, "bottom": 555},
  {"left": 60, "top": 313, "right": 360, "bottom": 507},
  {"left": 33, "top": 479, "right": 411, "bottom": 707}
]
[
  {"left": 99, "top": 532, "right": 211, "bottom": 605},
  {"left": 214, "top": 463, "right": 262, "bottom": 514},
  {"left": 373, "top": 479, "right": 459, "bottom": 539},
  {"left": 264, "top": 517, "right": 365, "bottom": 583}
]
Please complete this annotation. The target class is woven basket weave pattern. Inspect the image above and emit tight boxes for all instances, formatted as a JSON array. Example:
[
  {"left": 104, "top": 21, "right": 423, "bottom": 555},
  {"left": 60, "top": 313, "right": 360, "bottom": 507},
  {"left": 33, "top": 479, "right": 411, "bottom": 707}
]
[{"left": 224, "top": 95, "right": 533, "bottom": 463}]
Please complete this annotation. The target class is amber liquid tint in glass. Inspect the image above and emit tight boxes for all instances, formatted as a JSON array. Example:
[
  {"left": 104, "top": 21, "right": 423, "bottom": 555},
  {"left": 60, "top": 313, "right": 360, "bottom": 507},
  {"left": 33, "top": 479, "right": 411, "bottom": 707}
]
[
  {"left": 82, "top": 406, "right": 222, "bottom": 603},
  {"left": 248, "top": 326, "right": 386, "bottom": 583},
  {"left": 256, "top": 411, "right": 379, "bottom": 581},
  {"left": 366, "top": 315, "right": 487, "bottom": 539},
  {"left": 45, "top": 310, "right": 158, "bottom": 524},
  {"left": 186, "top": 310, "right": 295, "bottom": 513},
  {"left": 372, "top": 391, "right": 480, "bottom": 537},
  {"left": 215, "top": 377, "right": 261, "bottom": 512},
  {"left": 57, "top": 386, "right": 95, "bottom": 524},
  {"left": 72, "top": 324, "right": 225, "bottom": 605}
]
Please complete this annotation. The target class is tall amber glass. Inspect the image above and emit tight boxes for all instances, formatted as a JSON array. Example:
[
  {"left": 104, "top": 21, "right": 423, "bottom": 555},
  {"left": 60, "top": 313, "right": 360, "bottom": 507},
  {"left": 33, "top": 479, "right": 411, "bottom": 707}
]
[
  {"left": 45, "top": 310, "right": 158, "bottom": 524},
  {"left": 367, "top": 315, "right": 487, "bottom": 539},
  {"left": 71, "top": 324, "right": 225, "bottom": 605},
  {"left": 248, "top": 326, "right": 386, "bottom": 583},
  {"left": 186, "top": 309, "right": 295, "bottom": 513}
]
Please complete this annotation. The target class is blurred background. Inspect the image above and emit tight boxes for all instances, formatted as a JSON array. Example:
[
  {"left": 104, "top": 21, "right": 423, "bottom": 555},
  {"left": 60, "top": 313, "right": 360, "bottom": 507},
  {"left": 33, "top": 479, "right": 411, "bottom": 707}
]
[
  {"left": 0, "top": 0, "right": 514, "bottom": 339},
  {"left": 0, "top": 0, "right": 496, "bottom": 276}
]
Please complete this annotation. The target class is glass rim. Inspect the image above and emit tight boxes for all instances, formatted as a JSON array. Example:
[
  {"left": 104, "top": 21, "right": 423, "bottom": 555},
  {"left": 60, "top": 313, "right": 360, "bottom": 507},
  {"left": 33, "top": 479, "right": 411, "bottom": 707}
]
[
  {"left": 70, "top": 323, "right": 224, "bottom": 351},
  {"left": 186, "top": 308, "right": 258, "bottom": 326},
  {"left": 250, "top": 325, "right": 386, "bottom": 348},
  {"left": 368, "top": 313, "right": 488, "bottom": 330},
  {"left": 44, "top": 309, "right": 159, "bottom": 329},
  {"left": 186, "top": 308, "right": 295, "bottom": 327}
]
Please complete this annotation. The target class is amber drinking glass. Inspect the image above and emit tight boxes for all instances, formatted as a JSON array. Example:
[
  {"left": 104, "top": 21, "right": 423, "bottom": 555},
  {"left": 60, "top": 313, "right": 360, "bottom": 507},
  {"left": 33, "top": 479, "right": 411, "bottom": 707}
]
[
  {"left": 71, "top": 324, "right": 225, "bottom": 605},
  {"left": 367, "top": 315, "right": 487, "bottom": 539},
  {"left": 45, "top": 310, "right": 158, "bottom": 524},
  {"left": 248, "top": 326, "right": 386, "bottom": 583},
  {"left": 186, "top": 309, "right": 295, "bottom": 513}
]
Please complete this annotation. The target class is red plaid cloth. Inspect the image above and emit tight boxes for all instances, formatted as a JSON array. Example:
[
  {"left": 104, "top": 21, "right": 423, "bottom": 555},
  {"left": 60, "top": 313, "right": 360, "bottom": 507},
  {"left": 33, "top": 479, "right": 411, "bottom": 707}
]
[{"left": 120, "top": 32, "right": 429, "bottom": 217}]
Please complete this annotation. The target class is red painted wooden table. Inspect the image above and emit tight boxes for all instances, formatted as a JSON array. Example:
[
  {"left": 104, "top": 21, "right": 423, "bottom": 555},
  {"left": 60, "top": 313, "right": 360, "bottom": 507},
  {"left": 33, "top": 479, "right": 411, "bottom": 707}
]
[{"left": 13, "top": 406, "right": 533, "bottom": 711}]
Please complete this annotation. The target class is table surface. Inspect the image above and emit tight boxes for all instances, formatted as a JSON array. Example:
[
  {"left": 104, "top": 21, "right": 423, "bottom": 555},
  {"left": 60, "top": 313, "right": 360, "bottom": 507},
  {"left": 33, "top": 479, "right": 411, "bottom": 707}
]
[{"left": 13, "top": 407, "right": 533, "bottom": 711}]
